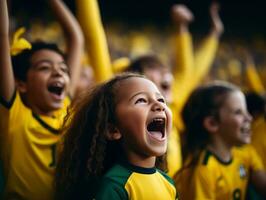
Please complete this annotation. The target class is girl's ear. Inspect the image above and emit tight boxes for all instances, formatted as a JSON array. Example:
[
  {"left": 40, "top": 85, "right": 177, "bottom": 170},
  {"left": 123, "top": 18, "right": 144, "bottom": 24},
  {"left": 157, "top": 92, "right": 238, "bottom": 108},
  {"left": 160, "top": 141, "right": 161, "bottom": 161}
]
[
  {"left": 106, "top": 124, "right": 122, "bottom": 141},
  {"left": 16, "top": 80, "right": 27, "bottom": 93},
  {"left": 203, "top": 116, "right": 219, "bottom": 133}
]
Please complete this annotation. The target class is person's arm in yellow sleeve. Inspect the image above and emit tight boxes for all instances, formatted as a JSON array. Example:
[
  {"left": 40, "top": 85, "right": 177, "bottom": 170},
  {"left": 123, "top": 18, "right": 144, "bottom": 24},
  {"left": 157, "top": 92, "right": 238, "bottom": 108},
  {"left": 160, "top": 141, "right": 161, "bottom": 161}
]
[
  {"left": 76, "top": 0, "right": 113, "bottom": 83},
  {"left": 0, "top": 0, "right": 15, "bottom": 102},
  {"left": 245, "top": 54, "right": 265, "bottom": 94},
  {"left": 49, "top": 0, "right": 84, "bottom": 98},
  {"left": 193, "top": 2, "right": 223, "bottom": 88},
  {"left": 171, "top": 4, "right": 194, "bottom": 88},
  {"left": 170, "top": 4, "right": 195, "bottom": 119}
]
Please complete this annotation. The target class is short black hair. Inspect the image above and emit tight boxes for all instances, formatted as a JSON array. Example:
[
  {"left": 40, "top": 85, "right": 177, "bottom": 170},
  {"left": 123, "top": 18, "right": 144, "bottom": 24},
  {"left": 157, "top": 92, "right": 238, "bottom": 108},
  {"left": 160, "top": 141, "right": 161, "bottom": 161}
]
[
  {"left": 11, "top": 41, "right": 65, "bottom": 81},
  {"left": 126, "top": 54, "right": 165, "bottom": 74}
]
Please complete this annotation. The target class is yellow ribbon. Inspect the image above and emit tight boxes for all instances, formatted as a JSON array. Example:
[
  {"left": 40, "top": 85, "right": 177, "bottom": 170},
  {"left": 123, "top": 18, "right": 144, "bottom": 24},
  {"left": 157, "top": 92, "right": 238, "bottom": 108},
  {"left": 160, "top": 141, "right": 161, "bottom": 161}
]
[{"left": 10, "top": 27, "right": 32, "bottom": 56}]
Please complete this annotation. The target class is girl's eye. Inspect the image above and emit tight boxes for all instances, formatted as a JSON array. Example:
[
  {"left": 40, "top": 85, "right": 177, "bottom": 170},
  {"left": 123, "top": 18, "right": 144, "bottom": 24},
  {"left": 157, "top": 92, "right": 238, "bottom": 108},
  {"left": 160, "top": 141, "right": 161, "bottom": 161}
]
[
  {"left": 135, "top": 98, "right": 147, "bottom": 104},
  {"left": 234, "top": 109, "right": 244, "bottom": 115},
  {"left": 60, "top": 63, "right": 69, "bottom": 73},
  {"left": 158, "top": 98, "right": 165, "bottom": 103},
  {"left": 38, "top": 65, "right": 51, "bottom": 71}
]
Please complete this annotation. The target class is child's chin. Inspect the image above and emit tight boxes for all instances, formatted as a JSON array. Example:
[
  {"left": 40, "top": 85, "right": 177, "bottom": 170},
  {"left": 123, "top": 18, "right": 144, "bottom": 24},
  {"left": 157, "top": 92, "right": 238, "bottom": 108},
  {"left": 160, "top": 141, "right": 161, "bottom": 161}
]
[
  {"left": 154, "top": 148, "right": 167, "bottom": 157},
  {"left": 236, "top": 139, "right": 251, "bottom": 146},
  {"left": 50, "top": 102, "right": 64, "bottom": 110}
]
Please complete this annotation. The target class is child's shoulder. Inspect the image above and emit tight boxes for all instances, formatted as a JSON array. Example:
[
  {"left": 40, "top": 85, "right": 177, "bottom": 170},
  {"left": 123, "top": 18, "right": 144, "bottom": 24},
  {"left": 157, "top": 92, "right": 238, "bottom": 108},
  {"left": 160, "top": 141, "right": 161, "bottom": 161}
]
[
  {"left": 95, "top": 164, "right": 129, "bottom": 199},
  {"left": 157, "top": 168, "right": 175, "bottom": 185},
  {"left": 104, "top": 164, "right": 132, "bottom": 180}
]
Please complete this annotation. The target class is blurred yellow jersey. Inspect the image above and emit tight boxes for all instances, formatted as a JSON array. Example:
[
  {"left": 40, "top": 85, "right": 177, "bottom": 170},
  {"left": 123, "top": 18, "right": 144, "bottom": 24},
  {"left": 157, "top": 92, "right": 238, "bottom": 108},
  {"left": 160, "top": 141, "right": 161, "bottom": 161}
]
[
  {"left": 167, "top": 125, "right": 182, "bottom": 178},
  {"left": 251, "top": 116, "right": 266, "bottom": 169},
  {"left": 175, "top": 146, "right": 264, "bottom": 200},
  {"left": 0, "top": 92, "right": 69, "bottom": 200}
]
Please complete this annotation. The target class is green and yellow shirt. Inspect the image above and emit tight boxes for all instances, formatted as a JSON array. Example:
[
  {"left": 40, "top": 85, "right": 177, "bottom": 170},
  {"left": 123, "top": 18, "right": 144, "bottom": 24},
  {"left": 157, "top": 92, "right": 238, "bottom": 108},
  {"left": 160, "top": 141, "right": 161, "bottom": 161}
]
[{"left": 95, "top": 162, "right": 178, "bottom": 200}]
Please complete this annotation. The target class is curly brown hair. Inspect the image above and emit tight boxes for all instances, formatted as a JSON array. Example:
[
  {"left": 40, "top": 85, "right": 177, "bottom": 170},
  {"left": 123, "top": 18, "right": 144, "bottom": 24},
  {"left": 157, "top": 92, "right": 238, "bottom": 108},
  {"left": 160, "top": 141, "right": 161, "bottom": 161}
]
[{"left": 55, "top": 73, "right": 167, "bottom": 199}]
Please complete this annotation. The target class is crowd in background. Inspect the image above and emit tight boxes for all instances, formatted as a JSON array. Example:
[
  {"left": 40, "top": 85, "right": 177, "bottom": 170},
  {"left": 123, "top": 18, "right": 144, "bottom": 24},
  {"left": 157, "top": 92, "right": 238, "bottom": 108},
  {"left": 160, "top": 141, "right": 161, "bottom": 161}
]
[{"left": 0, "top": 0, "right": 265, "bottom": 199}]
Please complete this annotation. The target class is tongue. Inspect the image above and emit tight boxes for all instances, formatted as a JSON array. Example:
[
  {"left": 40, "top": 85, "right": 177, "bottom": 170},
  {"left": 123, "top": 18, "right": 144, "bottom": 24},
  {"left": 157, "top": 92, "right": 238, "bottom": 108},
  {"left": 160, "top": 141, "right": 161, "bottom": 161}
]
[{"left": 148, "top": 131, "right": 162, "bottom": 139}]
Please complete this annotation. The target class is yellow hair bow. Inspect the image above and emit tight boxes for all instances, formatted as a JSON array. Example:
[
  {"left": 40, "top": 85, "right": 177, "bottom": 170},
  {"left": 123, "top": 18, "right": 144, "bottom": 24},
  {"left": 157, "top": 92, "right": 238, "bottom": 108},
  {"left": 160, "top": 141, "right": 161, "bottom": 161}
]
[{"left": 10, "top": 27, "right": 32, "bottom": 56}]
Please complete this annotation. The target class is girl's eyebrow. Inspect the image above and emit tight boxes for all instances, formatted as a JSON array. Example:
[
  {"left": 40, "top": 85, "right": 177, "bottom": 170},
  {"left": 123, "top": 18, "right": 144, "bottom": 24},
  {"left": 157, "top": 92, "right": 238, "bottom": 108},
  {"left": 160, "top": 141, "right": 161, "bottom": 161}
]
[
  {"left": 129, "top": 91, "right": 163, "bottom": 101},
  {"left": 129, "top": 92, "right": 146, "bottom": 101}
]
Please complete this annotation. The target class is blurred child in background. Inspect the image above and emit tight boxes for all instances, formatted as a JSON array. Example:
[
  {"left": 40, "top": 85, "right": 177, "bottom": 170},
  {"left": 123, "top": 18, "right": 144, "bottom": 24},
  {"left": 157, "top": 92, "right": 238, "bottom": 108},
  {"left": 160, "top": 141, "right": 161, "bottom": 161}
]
[{"left": 175, "top": 81, "right": 266, "bottom": 199}]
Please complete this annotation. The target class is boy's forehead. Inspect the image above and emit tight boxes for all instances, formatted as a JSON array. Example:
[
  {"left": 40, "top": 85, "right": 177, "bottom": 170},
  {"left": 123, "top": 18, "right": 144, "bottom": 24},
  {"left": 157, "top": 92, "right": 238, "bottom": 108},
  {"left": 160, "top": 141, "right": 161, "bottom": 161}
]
[
  {"left": 30, "top": 49, "right": 64, "bottom": 64},
  {"left": 32, "top": 49, "right": 63, "bottom": 58}
]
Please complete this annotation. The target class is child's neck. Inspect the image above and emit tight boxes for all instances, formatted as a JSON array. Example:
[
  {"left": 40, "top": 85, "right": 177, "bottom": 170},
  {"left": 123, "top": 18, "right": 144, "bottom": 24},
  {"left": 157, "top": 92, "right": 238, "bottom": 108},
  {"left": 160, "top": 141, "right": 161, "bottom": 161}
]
[
  {"left": 31, "top": 105, "right": 55, "bottom": 117},
  {"left": 126, "top": 153, "right": 156, "bottom": 168},
  {"left": 207, "top": 142, "right": 232, "bottom": 163},
  {"left": 21, "top": 93, "right": 55, "bottom": 117}
]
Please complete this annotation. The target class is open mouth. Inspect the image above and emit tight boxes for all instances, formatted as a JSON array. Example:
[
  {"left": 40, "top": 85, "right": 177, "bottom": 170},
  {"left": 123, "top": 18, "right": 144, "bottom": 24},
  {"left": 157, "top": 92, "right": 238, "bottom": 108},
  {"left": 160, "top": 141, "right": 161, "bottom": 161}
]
[
  {"left": 147, "top": 118, "right": 166, "bottom": 140},
  {"left": 240, "top": 125, "right": 251, "bottom": 135},
  {"left": 48, "top": 82, "right": 65, "bottom": 98}
]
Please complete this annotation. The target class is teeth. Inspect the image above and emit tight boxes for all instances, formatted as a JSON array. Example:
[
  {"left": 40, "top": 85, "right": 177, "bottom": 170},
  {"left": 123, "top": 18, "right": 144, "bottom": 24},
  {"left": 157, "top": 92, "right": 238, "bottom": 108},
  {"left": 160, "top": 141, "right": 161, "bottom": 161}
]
[
  {"left": 241, "top": 125, "right": 250, "bottom": 133},
  {"left": 153, "top": 118, "right": 164, "bottom": 122},
  {"left": 51, "top": 82, "right": 63, "bottom": 87}
]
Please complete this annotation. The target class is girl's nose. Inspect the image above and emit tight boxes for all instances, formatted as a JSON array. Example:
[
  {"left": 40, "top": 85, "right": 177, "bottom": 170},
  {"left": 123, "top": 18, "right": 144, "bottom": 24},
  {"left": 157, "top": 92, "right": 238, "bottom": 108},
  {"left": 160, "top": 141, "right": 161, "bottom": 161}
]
[{"left": 152, "top": 101, "right": 165, "bottom": 112}]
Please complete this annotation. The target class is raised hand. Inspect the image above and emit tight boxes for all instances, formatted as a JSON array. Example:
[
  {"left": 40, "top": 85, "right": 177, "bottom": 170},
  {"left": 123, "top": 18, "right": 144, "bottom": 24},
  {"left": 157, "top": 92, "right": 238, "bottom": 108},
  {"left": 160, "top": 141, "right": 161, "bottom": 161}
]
[{"left": 209, "top": 2, "right": 224, "bottom": 38}]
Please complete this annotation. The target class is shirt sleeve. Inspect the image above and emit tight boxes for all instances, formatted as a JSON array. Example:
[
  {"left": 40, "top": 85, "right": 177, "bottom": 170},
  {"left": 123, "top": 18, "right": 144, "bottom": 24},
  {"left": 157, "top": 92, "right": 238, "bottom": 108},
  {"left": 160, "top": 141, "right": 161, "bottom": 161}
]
[
  {"left": 192, "top": 35, "right": 218, "bottom": 89},
  {"left": 76, "top": 0, "right": 113, "bottom": 83},
  {"left": 171, "top": 32, "right": 194, "bottom": 130},
  {"left": 247, "top": 145, "right": 265, "bottom": 171},
  {"left": 95, "top": 178, "right": 128, "bottom": 200},
  {"left": 245, "top": 63, "right": 265, "bottom": 94}
]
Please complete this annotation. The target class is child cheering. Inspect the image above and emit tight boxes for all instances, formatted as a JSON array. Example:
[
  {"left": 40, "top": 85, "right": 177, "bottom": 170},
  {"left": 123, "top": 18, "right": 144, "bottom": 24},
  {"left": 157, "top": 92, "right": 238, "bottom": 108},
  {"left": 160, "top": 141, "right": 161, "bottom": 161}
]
[
  {"left": 55, "top": 73, "right": 178, "bottom": 200},
  {"left": 175, "top": 81, "right": 266, "bottom": 199}
]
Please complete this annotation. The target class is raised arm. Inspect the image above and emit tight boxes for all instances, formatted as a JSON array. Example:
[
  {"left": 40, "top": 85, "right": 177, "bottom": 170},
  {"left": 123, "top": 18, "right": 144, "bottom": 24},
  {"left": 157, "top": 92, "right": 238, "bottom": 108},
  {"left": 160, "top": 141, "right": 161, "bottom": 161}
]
[
  {"left": 0, "top": 0, "right": 15, "bottom": 102},
  {"left": 170, "top": 4, "right": 195, "bottom": 123},
  {"left": 193, "top": 2, "right": 223, "bottom": 86},
  {"left": 49, "top": 0, "right": 84, "bottom": 98},
  {"left": 171, "top": 4, "right": 194, "bottom": 84},
  {"left": 76, "top": 0, "right": 113, "bottom": 83}
]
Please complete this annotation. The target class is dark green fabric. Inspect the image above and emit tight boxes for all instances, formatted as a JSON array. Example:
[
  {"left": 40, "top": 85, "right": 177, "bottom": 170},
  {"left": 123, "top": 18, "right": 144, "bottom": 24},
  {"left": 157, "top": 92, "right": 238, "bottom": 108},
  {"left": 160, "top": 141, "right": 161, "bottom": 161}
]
[{"left": 95, "top": 164, "right": 130, "bottom": 200}]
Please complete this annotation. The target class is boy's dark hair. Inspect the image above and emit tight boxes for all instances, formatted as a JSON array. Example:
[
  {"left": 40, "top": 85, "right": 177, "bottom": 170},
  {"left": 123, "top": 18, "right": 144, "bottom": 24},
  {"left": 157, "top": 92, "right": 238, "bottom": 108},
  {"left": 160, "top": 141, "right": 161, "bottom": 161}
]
[
  {"left": 245, "top": 92, "right": 266, "bottom": 118},
  {"left": 181, "top": 81, "right": 239, "bottom": 169},
  {"left": 126, "top": 54, "right": 165, "bottom": 74},
  {"left": 11, "top": 41, "right": 65, "bottom": 81},
  {"left": 55, "top": 72, "right": 167, "bottom": 200}
]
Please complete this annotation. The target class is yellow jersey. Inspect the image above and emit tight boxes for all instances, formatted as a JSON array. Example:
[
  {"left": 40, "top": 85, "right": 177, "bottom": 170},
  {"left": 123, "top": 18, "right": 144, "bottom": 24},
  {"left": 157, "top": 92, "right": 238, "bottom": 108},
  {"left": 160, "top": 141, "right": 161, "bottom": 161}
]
[
  {"left": 175, "top": 147, "right": 264, "bottom": 200},
  {"left": 0, "top": 92, "right": 69, "bottom": 200},
  {"left": 95, "top": 162, "right": 178, "bottom": 199},
  {"left": 251, "top": 116, "right": 266, "bottom": 169}
]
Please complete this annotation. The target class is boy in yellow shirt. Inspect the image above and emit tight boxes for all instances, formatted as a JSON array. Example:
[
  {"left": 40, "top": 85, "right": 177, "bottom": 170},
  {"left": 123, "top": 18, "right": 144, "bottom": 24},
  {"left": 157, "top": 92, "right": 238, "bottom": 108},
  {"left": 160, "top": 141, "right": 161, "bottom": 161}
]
[{"left": 0, "top": 0, "right": 83, "bottom": 199}]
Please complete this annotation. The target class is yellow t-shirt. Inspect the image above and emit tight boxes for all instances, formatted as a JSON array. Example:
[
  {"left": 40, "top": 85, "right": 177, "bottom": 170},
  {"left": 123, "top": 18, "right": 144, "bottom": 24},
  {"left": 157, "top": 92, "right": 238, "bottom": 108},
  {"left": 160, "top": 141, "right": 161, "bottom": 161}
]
[
  {"left": 175, "top": 147, "right": 264, "bottom": 200},
  {"left": 167, "top": 125, "right": 182, "bottom": 178},
  {"left": 0, "top": 92, "right": 70, "bottom": 200},
  {"left": 251, "top": 116, "right": 266, "bottom": 169}
]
